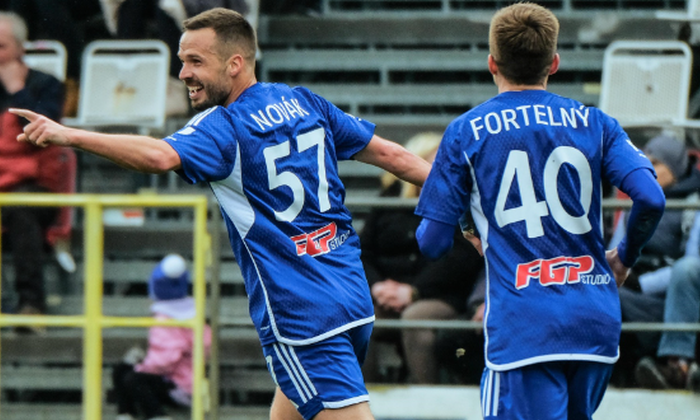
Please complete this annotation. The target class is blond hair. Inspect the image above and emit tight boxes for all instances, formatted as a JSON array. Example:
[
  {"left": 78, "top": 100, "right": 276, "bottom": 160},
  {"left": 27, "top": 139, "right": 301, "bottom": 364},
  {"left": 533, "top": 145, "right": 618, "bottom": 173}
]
[
  {"left": 489, "top": 2, "right": 559, "bottom": 85},
  {"left": 381, "top": 132, "right": 442, "bottom": 198}
]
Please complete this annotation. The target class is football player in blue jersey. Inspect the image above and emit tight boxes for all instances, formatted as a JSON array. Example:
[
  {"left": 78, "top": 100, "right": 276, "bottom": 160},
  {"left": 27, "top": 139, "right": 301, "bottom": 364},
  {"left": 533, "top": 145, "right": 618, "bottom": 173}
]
[
  {"left": 414, "top": 3, "right": 665, "bottom": 420},
  {"left": 10, "top": 8, "right": 431, "bottom": 420}
]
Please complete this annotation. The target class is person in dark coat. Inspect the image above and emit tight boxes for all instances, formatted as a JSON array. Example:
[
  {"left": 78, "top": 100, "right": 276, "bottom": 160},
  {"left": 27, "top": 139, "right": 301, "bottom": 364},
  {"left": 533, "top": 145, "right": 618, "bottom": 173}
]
[{"left": 360, "top": 132, "right": 484, "bottom": 384}]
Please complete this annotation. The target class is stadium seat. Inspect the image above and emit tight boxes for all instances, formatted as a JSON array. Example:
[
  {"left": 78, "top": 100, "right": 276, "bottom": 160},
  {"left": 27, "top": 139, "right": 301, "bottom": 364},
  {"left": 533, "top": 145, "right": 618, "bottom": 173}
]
[
  {"left": 656, "top": 0, "right": 700, "bottom": 22},
  {"left": 63, "top": 39, "right": 170, "bottom": 133},
  {"left": 599, "top": 40, "right": 700, "bottom": 131},
  {"left": 23, "top": 40, "right": 67, "bottom": 82}
]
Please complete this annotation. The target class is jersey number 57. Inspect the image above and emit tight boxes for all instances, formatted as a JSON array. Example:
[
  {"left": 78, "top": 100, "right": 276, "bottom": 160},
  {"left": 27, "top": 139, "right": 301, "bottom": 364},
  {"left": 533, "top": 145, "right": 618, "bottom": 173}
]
[{"left": 264, "top": 127, "right": 329, "bottom": 222}]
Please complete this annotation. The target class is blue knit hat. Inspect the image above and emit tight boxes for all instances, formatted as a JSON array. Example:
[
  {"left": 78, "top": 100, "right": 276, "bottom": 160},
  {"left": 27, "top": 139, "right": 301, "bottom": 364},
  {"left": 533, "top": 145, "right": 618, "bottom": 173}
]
[
  {"left": 148, "top": 254, "right": 189, "bottom": 301},
  {"left": 644, "top": 133, "right": 689, "bottom": 181}
]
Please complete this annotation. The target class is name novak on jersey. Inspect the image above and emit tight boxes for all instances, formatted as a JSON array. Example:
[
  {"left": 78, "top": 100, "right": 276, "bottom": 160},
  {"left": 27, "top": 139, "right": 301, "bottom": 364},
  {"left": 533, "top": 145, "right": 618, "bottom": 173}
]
[
  {"left": 249, "top": 96, "right": 311, "bottom": 131},
  {"left": 470, "top": 104, "right": 590, "bottom": 140}
]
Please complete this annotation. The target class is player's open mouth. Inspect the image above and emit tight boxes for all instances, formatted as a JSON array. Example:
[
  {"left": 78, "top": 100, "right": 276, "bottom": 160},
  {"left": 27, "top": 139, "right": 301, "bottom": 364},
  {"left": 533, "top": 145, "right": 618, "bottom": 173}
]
[{"left": 188, "top": 86, "right": 203, "bottom": 98}]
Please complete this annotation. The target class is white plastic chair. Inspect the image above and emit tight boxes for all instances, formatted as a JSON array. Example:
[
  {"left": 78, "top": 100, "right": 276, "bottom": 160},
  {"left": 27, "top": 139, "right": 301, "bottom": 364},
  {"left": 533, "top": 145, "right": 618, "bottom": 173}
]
[
  {"left": 656, "top": 0, "right": 700, "bottom": 22},
  {"left": 23, "top": 40, "right": 67, "bottom": 82},
  {"left": 599, "top": 40, "right": 700, "bottom": 129},
  {"left": 65, "top": 39, "right": 170, "bottom": 133}
]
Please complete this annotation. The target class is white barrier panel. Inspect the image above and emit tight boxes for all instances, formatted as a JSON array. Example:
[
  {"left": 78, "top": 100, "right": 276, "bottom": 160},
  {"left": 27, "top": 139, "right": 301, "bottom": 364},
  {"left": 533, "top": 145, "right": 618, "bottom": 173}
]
[{"left": 368, "top": 385, "right": 700, "bottom": 420}]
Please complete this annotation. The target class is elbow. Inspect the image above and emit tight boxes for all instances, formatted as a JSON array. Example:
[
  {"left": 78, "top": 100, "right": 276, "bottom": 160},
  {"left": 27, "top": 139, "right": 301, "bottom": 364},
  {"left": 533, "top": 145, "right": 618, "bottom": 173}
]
[
  {"left": 420, "top": 244, "right": 449, "bottom": 260},
  {"left": 645, "top": 184, "right": 666, "bottom": 217},
  {"left": 416, "top": 217, "right": 454, "bottom": 260},
  {"left": 146, "top": 148, "right": 181, "bottom": 174},
  {"left": 417, "top": 234, "right": 452, "bottom": 260}
]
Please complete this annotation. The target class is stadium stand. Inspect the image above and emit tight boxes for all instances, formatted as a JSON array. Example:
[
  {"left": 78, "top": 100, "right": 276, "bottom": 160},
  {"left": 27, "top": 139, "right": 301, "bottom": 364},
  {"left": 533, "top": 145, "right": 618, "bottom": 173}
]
[{"left": 2, "top": 1, "right": 698, "bottom": 419}]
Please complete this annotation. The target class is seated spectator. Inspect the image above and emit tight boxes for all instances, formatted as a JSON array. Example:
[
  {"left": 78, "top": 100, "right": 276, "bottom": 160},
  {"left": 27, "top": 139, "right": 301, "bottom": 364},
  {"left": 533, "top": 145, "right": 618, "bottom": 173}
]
[
  {"left": 433, "top": 270, "right": 486, "bottom": 385},
  {"left": 0, "top": 11, "right": 65, "bottom": 317},
  {"left": 608, "top": 132, "right": 700, "bottom": 386},
  {"left": 634, "top": 211, "right": 700, "bottom": 391},
  {"left": 1, "top": 0, "right": 110, "bottom": 116},
  {"left": 360, "top": 132, "right": 484, "bottom": 384},
  {"left": 112, "top": 254, "right": 212, "bottom": 420}
]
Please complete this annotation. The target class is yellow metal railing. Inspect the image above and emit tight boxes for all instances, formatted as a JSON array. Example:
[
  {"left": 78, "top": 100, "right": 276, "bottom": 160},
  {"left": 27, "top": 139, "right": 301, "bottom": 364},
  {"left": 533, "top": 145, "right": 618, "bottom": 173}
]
[{"left": 0, "top": 193, "right": 211, "bottom": 420}]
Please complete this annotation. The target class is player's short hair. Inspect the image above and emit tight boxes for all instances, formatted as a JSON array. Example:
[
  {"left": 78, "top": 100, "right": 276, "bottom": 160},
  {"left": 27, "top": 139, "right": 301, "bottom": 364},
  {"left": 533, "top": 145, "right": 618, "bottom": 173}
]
[
  {"left": 183, "top": 7, "right": 257, "bottom": 63},
  {"left": 489, "top": 2, "right": 559, "bottom": 86},
  {"left": 0, "top": 12, "right": 27, "bottom": 46}
]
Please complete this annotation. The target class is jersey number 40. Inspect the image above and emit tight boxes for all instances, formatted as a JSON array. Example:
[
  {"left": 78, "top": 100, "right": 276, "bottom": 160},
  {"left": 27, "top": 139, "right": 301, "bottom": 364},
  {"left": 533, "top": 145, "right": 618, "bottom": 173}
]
[{"left": 495, "top": 146, "right": 593, "bottom": 238}]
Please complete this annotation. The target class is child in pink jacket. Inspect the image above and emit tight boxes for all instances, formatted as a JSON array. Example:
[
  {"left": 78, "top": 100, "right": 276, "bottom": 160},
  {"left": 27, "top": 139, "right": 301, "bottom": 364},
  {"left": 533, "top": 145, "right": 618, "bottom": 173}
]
[{"left": 113, "top": 254, "right": 212, "bottom": 420}]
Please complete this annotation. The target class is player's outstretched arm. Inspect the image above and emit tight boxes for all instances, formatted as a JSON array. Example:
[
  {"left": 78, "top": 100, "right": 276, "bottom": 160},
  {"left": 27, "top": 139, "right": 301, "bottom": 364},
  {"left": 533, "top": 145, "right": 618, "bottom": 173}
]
[
  {"left": 353, "top": 134, "right": 431, "bottom": 187},
  {"left": 10, "top": 108, "right": 181, "bottom": 174}
]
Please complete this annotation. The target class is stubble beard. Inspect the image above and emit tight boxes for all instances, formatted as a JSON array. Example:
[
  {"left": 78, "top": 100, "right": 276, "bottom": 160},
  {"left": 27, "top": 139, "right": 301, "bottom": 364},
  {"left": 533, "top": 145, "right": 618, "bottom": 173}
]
[{"left": 191, "top": 82, "right": 230, "bottom": 111}]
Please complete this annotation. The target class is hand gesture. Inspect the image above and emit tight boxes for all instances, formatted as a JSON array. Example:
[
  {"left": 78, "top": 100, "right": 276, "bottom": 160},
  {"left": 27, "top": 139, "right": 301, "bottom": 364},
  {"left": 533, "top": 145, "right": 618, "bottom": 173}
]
[
  {"left": 459, "top": 212, "right": 483, "bottom": 256},
  {"left": 10, "top": 108, "right": 72, "bottom": 147},
  {"left": 606, "top": 247, "right": 630, "bottom": 288},
  {"left": 371, "top": 279, "right": 413, "bottom": 312},
  {"left": 462, "top": 230, "right": 483, "bottom": 256}
]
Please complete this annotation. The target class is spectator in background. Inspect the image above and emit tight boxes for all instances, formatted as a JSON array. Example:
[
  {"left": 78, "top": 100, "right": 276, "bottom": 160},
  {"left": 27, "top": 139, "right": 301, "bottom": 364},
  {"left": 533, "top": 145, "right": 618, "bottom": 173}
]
[
  {"left": 611, "top": 135, "right": 700, "bottom": 391},
  {"left": 433, "top": 270, "right": 486, "bottom": 385},
  {"left": 0, "top": 0, "right": 110, "bottom": 116},
  {"left": 112, "top": 254, "right": 212, "bottom": 420},
  {"left": 360, "top": 132, "right": 484, "bottom": 384},
  {"left": 0, "top": 12, "right": 65, "bottom": 317},
  {"left": 1, "top": 0, "right": 107, "bottom": 81},
  {"left": 610, "top": 133, "right": 700, "bottom": 386},
  {"left": 634, "top": 232, "right": 700, "bottom": 391}
]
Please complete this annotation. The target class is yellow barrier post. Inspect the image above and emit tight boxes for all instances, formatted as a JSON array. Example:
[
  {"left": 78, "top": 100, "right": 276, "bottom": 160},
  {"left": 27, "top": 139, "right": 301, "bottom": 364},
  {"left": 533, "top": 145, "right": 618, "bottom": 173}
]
[
  {"left": 192, "top": 197, "right": 210, "bottom": 420},
  {"left": 83, "top": 198, "right": 105, "bottom": 420},
  {"left": 0, "top": 193, "right": 211, "bottom": 420}
]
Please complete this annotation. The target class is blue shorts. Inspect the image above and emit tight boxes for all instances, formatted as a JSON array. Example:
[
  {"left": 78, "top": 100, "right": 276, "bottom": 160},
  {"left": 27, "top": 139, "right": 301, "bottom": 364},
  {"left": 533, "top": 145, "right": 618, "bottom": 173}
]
[
  {"left": 262, "top": 322, "right": 373, "bottom": 420},
  {"left": 481, "top": 361, "right": 614, "bottom": 420}
]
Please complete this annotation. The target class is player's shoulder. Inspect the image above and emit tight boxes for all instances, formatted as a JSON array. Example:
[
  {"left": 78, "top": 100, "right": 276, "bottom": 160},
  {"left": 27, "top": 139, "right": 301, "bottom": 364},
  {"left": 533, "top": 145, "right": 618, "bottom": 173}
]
[
  {"left": 546, "top": 91, "right": 606, "bottom": 117},
  {"left": 184, "top": 106, "right": 228, "bottom": 127},
  {"left": 172, "top": 106, "right": 235, "bottom": 139},
  {"left": 254, "top": 81, "right": 311, "bottom": 97}
]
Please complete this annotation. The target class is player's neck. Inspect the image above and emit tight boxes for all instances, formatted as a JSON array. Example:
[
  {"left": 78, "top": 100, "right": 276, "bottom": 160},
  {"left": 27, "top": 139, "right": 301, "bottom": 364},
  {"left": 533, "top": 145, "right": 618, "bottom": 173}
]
[
  {"left": 495, "top": 74, "right": 548, "bottom": 93},
  {"left": 226, "top": 74, "right": 258, "bottom": 106}
]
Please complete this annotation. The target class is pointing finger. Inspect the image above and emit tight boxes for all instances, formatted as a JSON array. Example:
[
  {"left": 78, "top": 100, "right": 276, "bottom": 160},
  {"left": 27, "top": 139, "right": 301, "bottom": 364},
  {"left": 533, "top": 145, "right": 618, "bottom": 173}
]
[{"left": 9, "top": 108, "right": 39, "bottom": 121}]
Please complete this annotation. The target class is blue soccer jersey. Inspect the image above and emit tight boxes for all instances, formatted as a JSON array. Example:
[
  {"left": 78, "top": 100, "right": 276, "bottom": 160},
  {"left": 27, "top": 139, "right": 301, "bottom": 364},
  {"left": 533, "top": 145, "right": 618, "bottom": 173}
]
[
  {"left": 164, "top": 82, "right": 376, "bottom": 346},
  {"left": 416, "top": 89, "right": 654, "bottom": 370}
]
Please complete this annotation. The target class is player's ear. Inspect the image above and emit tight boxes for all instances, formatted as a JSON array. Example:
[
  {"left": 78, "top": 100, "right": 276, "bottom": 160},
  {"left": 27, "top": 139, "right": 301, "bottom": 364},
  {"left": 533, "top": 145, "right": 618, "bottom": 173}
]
[
  {"left": 487, "top": 55, "right": 499, "bottom": 76},
  {"left": 548, "top": 53, "right": 560, "bottom": 75},
  {"left": 227, "top": 54, "right": 244, "bottom": 76}
]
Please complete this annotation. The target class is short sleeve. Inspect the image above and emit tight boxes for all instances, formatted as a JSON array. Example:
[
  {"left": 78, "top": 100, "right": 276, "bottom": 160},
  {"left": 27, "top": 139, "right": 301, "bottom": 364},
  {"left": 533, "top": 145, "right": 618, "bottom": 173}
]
[
  {"left": 415, "top": 120, "right": 472, "bottom": 225},
  {"left": 295, "top": 87, "right": 376, "bottom": 160},
  {"left": 163, "top": 106, "right": 237, "bottom": 184},
  {"left": 600, "top": 111, "right": 654, "bottom": 187}
]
